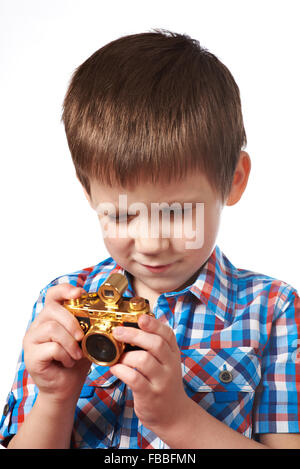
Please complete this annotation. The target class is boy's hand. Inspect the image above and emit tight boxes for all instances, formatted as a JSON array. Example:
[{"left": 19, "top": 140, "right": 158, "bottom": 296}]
[
  {"left": 110, "top": 315, "right": 191, "bottom": 437},
  {"left": 23, "top": 284, "right": 91, "bottom": 405}
]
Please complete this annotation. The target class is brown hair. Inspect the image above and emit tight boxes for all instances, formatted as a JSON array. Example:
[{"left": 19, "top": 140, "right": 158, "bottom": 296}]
[{"left": 62, "top": 29, "right": 247, "bottom": 202}]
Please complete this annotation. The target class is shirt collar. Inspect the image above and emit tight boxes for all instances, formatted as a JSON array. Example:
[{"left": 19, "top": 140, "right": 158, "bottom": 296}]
[
  {"left": 188, "top": 245, "right": 238, "bottom": 323},
  {"left": 105, "top": 245, "right": 237, "bottom": 324}
]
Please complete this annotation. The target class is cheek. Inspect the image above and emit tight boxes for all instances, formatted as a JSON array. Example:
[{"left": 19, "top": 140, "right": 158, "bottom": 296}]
[
  {"left": 103, "top": 236, "right": 131, "bottom": 256},
  {"left": 171, "top": 205, "right": 221, "bottom": 253},
  {"left": 204, "top": 206, "right": 222, "bottom": 244}
]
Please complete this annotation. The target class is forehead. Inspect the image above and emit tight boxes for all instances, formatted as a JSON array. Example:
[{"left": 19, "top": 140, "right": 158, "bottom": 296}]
[{"left": 89, "top": 170, "right": 217, "bottom": 206}]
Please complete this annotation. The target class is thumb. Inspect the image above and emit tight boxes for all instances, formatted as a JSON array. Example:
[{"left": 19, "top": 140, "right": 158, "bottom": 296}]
[{"left": 45, "top": 283, "right": 86, "bottom": 305}]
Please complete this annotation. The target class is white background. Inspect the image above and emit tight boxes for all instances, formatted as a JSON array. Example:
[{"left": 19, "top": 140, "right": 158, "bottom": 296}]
[{"left": 0, "top": 0, "right": 299, "bottom": 417}]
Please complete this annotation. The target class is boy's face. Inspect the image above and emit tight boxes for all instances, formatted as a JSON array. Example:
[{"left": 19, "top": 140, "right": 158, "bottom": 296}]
[{"left": 86, "top": 170, "right": 224, "bottom": 301}]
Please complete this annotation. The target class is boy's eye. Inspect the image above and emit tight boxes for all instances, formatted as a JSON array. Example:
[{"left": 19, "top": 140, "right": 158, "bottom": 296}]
[
  {"left": 106, "top": 206, "right": 192, "bottom": 223},
  {"left": 160, "top": 207, "right": 187, "bottom": 217},
  {"left": 166, "top": 208, "right": 182, "bottom": 214},
  {"left": 108, "top": 213, "right": 130, "bottom": 223}
]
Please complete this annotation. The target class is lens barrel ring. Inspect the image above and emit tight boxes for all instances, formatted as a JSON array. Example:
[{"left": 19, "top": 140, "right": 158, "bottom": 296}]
[{"left": 81, "top": 328, "right": 124, "bottom": 366}]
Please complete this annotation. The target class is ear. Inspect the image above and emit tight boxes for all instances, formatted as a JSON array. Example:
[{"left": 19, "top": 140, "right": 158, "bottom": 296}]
[{"left": 226, "top": 151, "right": 251, "bottom": 206}]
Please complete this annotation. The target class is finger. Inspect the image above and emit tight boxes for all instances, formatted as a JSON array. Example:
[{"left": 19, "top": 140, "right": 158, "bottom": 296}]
[
  {"left": 110, "top": 362, "right": 149, "bottom": 392},
  {"left": 35, "top": 342, "right": 76, "bottom": 369},
  {"left": 42, "top": 283, "right": 86, "bottom": 339},
  {"left": 35, "top": 304, "right": 84, "bottom": 342},
  {"left": 138, "top": 315, "right": 178, "bottom": 352},
  {"left": 112, "top": 325, "right": 172, "bottom": 364},
  {"left": 45, "top": 283, "right": 85, "bottom": 305},
  {"left": 31, "top": 321, "right": 83, "bottom": 361},
  {"left": 118, "top": 350, "right": 162, "bottom": 383}
]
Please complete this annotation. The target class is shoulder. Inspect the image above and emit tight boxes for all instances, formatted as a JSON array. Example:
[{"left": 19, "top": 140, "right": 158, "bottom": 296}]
[
  {"left": 235, "top": 265, "right": 298, "bottom": 315},
  {"left": 217, "top": 247, "right": 299, "bottom": 325},
  {"left": 41, "top": 256, "right": 117, "bottom": 293},
  {"left": 220, "top": 247, "right": 299, "bottom": 308}
]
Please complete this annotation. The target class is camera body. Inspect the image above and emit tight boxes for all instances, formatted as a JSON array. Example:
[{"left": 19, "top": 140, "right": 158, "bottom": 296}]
[{"left": 63, "top": 273, "right": 153, "bottom": 366}]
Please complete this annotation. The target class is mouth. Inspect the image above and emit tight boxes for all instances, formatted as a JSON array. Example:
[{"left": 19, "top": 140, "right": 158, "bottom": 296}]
[{"left": 141, "top": 262, "right": 174, "bottom": 273}]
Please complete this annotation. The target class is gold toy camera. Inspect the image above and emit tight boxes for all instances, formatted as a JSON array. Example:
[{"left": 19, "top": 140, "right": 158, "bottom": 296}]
[{"left": 63, "top": 273, "right": 153, "bottom": 366}]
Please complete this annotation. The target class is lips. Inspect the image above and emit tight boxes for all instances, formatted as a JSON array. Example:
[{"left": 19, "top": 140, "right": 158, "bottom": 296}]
[{"left": 141, "top": 263, "right": 173, "bottom": 273}]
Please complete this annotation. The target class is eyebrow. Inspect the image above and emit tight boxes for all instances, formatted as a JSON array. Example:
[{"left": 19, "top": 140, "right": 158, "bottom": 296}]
[
  {"left": 162, "top": 200, "right": 198, "bottom": 205},
  {"left": 113, "top": 201, "right": 198, "bottom": 213}
]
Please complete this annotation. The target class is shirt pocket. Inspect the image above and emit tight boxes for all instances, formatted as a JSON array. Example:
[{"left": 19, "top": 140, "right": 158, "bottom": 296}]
[
  {"left": 181, "top": 347, "right": 261, "bottom": 436},
  {"left": 73, "top": 369, "right": 124, "bottom": 449}
]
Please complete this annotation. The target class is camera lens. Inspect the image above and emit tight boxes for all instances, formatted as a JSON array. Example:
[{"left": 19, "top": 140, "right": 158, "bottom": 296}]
[{"left": 85, "top": 334, "right": 117, "bottom": 364}]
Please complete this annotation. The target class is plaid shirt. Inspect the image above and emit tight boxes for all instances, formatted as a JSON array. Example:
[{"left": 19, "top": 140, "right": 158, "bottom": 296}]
[{"left": 1, "top": 245, "right": 300, "bottom": 448}]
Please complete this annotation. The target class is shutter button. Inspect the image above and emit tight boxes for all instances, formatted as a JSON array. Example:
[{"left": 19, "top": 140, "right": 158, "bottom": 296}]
[{"left": 219, "top": 369, "right": 233, "bottom": 384}]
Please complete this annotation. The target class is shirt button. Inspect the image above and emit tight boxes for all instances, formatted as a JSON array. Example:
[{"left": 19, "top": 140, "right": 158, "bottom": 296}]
[
  {"left": 3, "top": 403, "right": 9, "bottom": 416},
  {"left": 219, "top": 369, "right": 233, "bottom": 384}
]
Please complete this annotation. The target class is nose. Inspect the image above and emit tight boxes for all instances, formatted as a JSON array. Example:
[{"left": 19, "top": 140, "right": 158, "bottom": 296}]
[
  {"left": 134, "top": 236, "right": 170, "bottom": 254},
  {"left": 128, "top": 212, "right": 170, "bottom": 254}
]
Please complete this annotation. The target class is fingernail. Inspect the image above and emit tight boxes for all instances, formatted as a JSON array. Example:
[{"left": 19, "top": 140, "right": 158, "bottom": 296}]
[
  {"left": 75, "top": 330, "right": 84, "bottom": 341},
  {"left": 113, "top": 326, "right": 124, "bottom": 338},
  {"left": 70, "top": 287, "right": 84, "bottom": 297},
  {"left": 140, "top": 314, "right": 150, "bottom": 327}
]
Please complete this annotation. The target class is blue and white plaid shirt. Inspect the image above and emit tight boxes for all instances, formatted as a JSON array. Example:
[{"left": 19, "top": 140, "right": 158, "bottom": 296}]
[{"left": 1, "top": 245, "right": 300, "bottom": 448}]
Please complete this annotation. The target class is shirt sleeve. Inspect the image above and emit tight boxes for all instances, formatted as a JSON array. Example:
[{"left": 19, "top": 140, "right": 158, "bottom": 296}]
[
  {"left": 253, "top": 286, "right": 300, "bottom": 435},
  {"left": 0, "top": 288, "right": 47, "bottom": 447}
]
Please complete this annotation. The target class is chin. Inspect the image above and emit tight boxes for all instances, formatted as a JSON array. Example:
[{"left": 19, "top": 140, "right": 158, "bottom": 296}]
[{"left": 147, "top": 277, "right": 182, "bottom": 290}]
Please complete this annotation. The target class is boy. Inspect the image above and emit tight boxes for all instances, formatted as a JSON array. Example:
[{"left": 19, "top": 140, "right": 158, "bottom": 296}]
[{"left": 1, "top": 29, "right": 300, "bottom": 449}]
